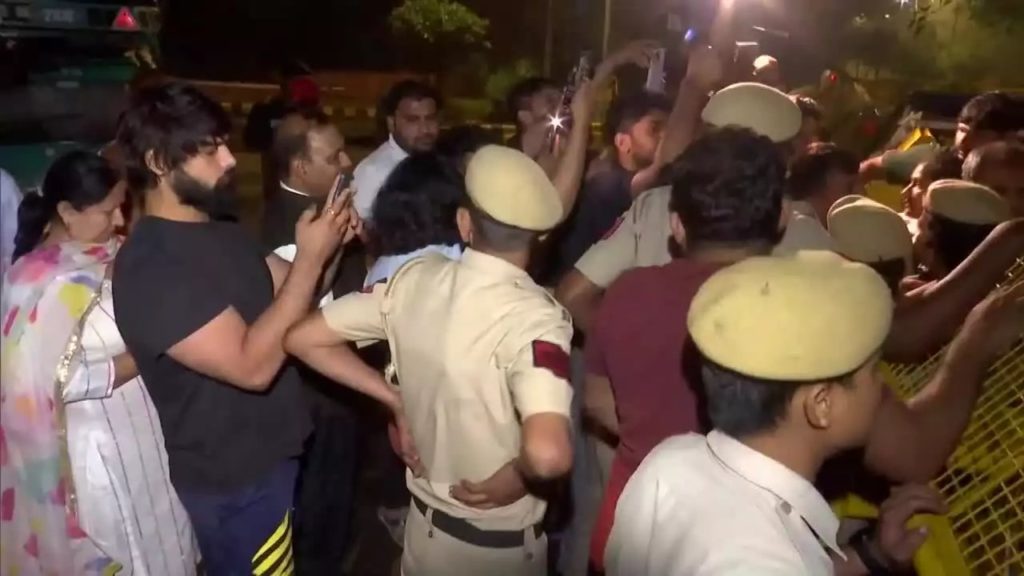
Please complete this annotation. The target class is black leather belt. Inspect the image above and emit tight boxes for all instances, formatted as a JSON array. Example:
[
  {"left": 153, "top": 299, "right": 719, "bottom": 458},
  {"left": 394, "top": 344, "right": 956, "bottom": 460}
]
[{"left": 411, "top": 494, "right": 542, "bottom": 549}]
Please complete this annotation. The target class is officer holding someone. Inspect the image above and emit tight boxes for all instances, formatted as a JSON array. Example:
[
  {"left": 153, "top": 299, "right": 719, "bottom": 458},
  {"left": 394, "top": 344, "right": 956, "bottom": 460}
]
[{"left": 285, "top": 145, "right": 575, "bottom": 575}]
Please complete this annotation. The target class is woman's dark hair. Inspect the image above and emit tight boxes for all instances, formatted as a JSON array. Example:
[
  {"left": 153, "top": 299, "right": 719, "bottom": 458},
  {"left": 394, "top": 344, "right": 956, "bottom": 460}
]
[
  {"left": 928, "top": 214, "right": 996, "bottom": 273},
  {"left": 669, "top": 127, "right": 786, "bottom": 247},
  {"left": 370, "top": 153, "right": 465, "bottom": 257},
  {"left": 13, "top": 150, "right": 118, "bottom": 262}
]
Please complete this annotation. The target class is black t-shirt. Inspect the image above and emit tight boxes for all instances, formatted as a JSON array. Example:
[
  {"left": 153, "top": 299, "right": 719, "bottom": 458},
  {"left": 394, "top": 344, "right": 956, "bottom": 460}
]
[
  {"left": 113, "top": 217, "right": 310, "bottom": 493},
  {"left": 550, "top": 156, "right": 634, "bottom": 280}
]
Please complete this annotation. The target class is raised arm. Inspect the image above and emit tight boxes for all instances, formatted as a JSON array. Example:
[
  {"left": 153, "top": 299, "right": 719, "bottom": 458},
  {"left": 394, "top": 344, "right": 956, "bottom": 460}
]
[
  {"left": 164, "top": 198, "right": 351, "bottom": 392},
  {"left": 885, "top": 219, "right": 1024, "bottom": 362},
  {"left": 865, "top": 281, "right": 1024, "bottom": 481}
]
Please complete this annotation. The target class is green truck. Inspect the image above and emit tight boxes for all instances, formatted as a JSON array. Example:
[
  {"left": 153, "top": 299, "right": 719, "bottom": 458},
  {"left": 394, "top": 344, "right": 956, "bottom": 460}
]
[{"left": 0, "top": 0, "right": 159, "bottom": 192}]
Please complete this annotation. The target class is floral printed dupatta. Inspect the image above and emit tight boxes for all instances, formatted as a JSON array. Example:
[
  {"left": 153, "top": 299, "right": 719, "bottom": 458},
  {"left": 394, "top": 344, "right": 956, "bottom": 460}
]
[{"left": 1, "top": 240, "right": 122, "bottom": 576}]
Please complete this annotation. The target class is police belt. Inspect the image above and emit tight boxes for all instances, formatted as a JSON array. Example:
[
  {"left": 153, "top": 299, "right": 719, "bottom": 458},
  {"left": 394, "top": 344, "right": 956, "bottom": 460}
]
[{"left": 412, "top": 494, "right": 543, "bottom": 549}]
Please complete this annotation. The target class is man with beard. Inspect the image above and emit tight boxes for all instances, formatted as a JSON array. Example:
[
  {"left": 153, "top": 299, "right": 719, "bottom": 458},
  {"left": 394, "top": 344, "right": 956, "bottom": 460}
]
[
  {"left": 112, "top": 82, "right": 358, "bottom": 575},
  {"left": 549, "top": 91, "right": 671, "bottom": 280},
  {"left": 353, "top": 80, "right": 441, "bottom": 221}
]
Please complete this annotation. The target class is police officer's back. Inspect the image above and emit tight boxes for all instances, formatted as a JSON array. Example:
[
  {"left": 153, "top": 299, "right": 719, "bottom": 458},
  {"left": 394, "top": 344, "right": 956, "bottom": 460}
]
[{"left": 288, "top": 145, "right": 575, "bottom": 576}]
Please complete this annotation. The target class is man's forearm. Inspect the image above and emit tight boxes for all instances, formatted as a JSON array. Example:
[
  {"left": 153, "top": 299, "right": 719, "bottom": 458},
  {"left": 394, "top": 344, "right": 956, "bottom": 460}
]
[
  {"left": 295, "top": 342, "right": 401, "bottom": 414},
  {"left": 584, "top": 375, "right": 620, "bottom": 439},
  {"left": 562, "top": 288, "right": 602, "bottom": 335},
  {"left": 904, "top": 334, "right": 988, "bottom": 471},
  {"left": 656, "top": 78, "right": 709, "bottom": 169},
  {"left": 866, "top": 333, "right": 989, "bottom": 481},
  {"left": 552, "top": 114, "right": 592, "bottom": 217},
  {"left": 243, "top": 254, "right": 322, "bottom": 384},
  {"left": 886, "top": 222, "right": 1023, "bottom": 362}
]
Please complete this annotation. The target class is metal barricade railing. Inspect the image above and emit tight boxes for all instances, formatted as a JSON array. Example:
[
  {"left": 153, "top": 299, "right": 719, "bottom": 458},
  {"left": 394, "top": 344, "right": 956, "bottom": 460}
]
[{"left": 839, "top": 260, "right": 1023, "bottom": 575}]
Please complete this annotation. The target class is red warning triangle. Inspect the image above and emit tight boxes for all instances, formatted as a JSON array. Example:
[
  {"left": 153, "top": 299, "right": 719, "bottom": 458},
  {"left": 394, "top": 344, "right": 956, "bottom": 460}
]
[{"left": 112, "top": 7, "right": 139, "bottom": 31}]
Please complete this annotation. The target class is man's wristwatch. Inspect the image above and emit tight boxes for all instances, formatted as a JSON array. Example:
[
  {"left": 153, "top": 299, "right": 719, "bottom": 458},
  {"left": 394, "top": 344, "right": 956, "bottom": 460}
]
[{"left": 849, "top": 526, "right": 891, "bottom": 576}]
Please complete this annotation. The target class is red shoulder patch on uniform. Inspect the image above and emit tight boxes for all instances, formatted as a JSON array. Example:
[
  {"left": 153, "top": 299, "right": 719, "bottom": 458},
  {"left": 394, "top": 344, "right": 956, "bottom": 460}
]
[
  {"left": 532, "top": 340, "right": 570, "bottom": 380},
  {"left": 601, "top": 216, "right": 625, "bottom": 240}
]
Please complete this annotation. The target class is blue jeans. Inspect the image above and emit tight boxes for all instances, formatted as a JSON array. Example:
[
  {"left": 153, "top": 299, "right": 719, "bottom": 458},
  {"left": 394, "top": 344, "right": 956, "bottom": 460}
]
[{"left": 178, "top": 460, "right": 299, "bottom": 576}]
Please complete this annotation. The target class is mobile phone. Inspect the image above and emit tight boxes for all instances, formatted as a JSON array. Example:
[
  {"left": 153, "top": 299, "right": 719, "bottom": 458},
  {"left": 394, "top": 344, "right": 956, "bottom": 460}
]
[
  {"left": 325, "top": 173, "right": 351, "bottom": 212},
  {"left": 547, "top": 52, "right": 593, "bottom": 151},
  {"left": 645, "top": 48, "right": 667, "bottom": 94}
]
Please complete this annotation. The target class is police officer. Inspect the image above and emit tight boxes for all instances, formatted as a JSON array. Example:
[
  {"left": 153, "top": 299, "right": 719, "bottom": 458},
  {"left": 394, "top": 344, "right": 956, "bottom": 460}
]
[
  {"left": 606, "top": 253, "right": 947, "bottom": 576},
  {"left": 556, "top": 82, "right": 804, "bottom": 331},
  {"left": 827, "top": 195, "right": 915, "bottom": 295},
  {"left": 285, "top": 145, "right": 575, "bottom": 576}
]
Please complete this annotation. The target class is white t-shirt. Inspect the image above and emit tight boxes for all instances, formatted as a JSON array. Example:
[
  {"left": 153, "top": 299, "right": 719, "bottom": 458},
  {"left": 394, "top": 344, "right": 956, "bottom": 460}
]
[{"left": 352, "top": 135, "right": 408, "bottom": 221}]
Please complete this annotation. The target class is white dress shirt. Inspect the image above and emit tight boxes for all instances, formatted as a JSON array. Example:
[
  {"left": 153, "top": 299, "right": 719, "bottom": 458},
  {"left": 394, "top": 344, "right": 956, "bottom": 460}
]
[
  {"left": 775, "top": 201, "right": 838, "bottom": 255},
  {"left": 352, "top": 135, "right": 409, "bottom": 221},
  {"left": 606, "top": 431, "right": 845, "bottom": 576},
  {"left": 1, "top": 168, "right": 23, "bottom": 276}
]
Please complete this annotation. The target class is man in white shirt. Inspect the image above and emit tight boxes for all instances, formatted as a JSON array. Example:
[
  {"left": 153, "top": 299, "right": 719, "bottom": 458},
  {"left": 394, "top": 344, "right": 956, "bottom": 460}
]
[
  {"left": 1, "top": 168, "right": 23, "bottom": 275},
  {"left": 606, "top": 253, "right": 948, "bottom": 576},
  {"left": 353, "top": 80, "right": 441, "bottom": 221}
]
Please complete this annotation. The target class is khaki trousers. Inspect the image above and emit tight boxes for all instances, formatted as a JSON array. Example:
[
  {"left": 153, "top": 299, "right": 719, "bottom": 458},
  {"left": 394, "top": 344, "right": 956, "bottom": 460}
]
[{"left": 401, "top": 501, "right": 547, "bottom": 576}]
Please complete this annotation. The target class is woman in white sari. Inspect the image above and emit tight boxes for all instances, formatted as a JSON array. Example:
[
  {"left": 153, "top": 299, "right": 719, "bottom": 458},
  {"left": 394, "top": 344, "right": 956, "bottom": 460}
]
[{"left": 0, "top": 151, "right": 198, "bottom": 575}]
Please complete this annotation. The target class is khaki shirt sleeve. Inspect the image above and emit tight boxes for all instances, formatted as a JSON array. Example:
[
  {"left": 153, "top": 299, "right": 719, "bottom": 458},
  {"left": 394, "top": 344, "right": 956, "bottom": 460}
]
[
  {"left": 320, "top": 281, "right": 387, "bottom": 343},
  {"left": 500, "top": 308, "right": 574, "bottom": 419},
  {"left": 574, "top": 208, "right": 638, "bottom": 289}
]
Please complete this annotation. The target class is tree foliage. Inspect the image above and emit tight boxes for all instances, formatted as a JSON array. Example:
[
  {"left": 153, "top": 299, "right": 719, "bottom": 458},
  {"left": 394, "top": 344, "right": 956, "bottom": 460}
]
[{"left": 389, "top": 0, "right": 490, "bottom": 47}]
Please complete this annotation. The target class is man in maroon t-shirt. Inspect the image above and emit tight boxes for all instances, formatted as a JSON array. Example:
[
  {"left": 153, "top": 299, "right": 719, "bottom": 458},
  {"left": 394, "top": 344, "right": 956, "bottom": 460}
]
[{"left": 584, "top": 127, "right": 790, "bottom": 569}]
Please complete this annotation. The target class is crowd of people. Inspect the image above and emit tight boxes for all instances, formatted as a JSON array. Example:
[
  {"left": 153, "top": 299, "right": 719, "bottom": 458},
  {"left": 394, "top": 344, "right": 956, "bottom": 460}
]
[{"left": 2, "top": 4, "right": 1023, "bottom": 576}]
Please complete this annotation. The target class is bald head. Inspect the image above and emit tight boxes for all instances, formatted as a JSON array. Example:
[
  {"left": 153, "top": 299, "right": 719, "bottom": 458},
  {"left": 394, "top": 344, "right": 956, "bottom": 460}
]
[{"left": 273, "top": 108, "right": 347, "bottom": 198}]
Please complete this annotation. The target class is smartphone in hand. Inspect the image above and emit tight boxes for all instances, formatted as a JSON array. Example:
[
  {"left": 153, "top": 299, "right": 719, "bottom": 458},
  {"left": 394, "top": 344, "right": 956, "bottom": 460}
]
[
  {"left": 325, "top": 173, "right": 352, "bottom": 214},
  {"left": 646, "top": 48, "right": 667, "bottom": 94},
  {"left": 547, "top": 52, "right": 593, "bottom": 152}
]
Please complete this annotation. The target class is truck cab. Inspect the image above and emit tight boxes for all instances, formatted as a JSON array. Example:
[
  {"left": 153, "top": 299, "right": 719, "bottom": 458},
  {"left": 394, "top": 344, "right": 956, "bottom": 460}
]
[{"left": 0, "top": 0, "right": 159, "bottom": 192}]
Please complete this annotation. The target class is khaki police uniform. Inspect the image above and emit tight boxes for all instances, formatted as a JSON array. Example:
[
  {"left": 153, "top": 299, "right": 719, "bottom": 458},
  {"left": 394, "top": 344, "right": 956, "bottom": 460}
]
[
  {"left": 925, "top": 179, "right": 1012, "bottom": 226},
  {"left": 574, "top": 83, "right": 805, "bottom": 289},
  {"left": 828, "top": 195, "right": 914, "bottom": 273},
  {"left": 321, "top": 145, "right": 573, "bottom": 576},
  {"left": 607, "top": 253, "right": 894, "bottom": 576}
]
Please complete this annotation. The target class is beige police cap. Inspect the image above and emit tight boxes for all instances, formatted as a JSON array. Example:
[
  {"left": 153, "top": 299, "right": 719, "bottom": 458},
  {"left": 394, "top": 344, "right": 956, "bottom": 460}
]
[
  {"left": 701, "top": 82, "right": 802, "bottom": 143},
  {"left": 688, "top": 252, "right": 893, "bottom": 382},
  {"left": 827, "top": 196, "right": 913, "bottom": 266},
  {"left": 926, "top": 179, "right": 1011, "bottom": 225},
  {"left": 465, "top": 145, "right": 563, "bottom": 231}
]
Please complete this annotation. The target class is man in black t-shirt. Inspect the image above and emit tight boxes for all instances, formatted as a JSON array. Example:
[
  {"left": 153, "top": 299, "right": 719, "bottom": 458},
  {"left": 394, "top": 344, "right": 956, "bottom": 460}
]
[{"left": 113, "top": 82, "right": 357, "bottom": 576}]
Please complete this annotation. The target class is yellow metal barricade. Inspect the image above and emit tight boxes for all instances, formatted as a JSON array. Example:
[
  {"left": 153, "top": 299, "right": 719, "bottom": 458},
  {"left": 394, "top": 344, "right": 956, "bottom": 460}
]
[{"left": 838, "top": 261, "right": 1024, "bottom": 574}]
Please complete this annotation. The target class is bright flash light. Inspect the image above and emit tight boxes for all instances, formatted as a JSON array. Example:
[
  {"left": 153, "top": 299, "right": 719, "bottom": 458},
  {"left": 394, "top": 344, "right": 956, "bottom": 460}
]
[{"left": 548, "top": 114, "right": 565, "bottom": 130}]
